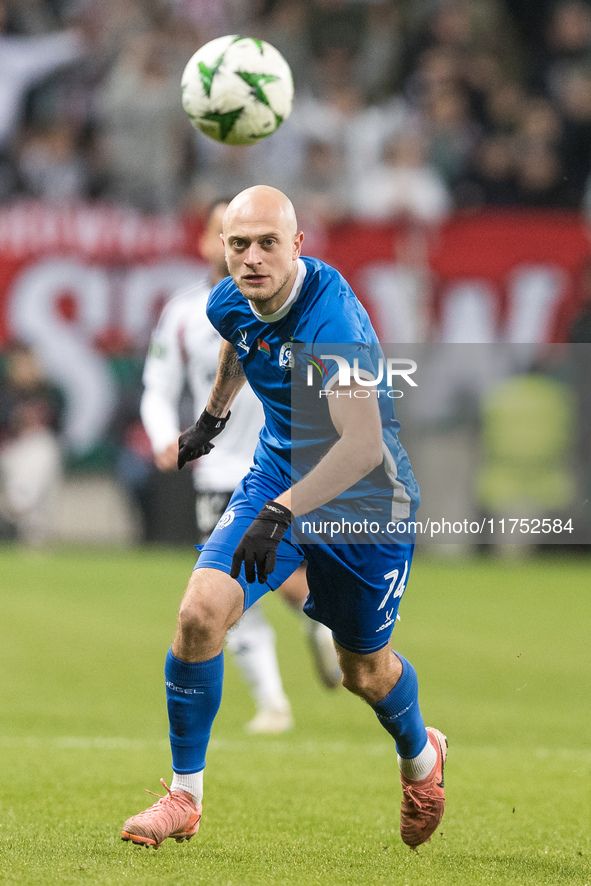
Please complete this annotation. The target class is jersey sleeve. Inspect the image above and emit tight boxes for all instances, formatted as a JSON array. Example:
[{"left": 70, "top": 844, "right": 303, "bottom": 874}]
[
  {"left": 140, "top": 300, "right": 185, "bottom": 452},
  {"left": 321, "top": 343, "right": 382, "bottom": 391},
  {"left": 206, "top": 277, "right": 235, "bottom": 341},
  {"left": 307, "top": 269, "right": 380, "bottom": 391}
]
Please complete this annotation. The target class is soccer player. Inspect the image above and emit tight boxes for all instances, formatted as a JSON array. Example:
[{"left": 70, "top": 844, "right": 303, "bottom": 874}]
[
  {"left": 122, "top": 186, "right": 446, "bottom": 851},
  {"left": 140, "top": 199, "right": 340, "bottom": 734}
]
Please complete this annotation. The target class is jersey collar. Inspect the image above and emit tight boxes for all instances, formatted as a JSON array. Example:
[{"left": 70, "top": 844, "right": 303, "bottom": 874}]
[{"left": 248, "top": 258, "right": 306, "bottom": 324}]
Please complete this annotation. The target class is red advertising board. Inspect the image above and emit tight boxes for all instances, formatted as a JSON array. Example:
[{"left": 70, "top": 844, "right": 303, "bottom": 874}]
[
  {"left": 1, "top": 202, "right": 589, "bottom": 348},
  {"left": 0, "top": 202, "right": 589, "bottom": 452}
]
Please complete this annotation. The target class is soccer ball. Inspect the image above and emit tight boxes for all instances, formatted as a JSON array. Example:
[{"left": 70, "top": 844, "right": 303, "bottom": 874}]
[{"left": 181, "top": 35, "right": 294, "bottom": 146}]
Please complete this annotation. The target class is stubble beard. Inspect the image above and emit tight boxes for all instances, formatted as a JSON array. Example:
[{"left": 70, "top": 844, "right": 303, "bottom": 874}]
[{"left": 238, "top": 263, "right": 294, "bottom": 311}]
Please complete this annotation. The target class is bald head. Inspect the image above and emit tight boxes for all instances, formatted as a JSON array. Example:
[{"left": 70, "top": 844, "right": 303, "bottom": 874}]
[
  {"left": 221, "top": 186, "right": 304, "bottom": 315},
  {"left": 223, "top": 186, "right": 298, "bottom": 238}
]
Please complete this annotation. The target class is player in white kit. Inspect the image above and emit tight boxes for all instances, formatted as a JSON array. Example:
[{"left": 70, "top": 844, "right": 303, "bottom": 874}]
[{"left": 140, "top": 200, "right": 340, "bottom": 734}]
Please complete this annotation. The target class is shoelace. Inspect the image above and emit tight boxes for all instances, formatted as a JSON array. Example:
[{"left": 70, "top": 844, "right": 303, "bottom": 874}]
[
  {"left": 144, "top": 778, "right": 174, "bottom": 802},
  {"left": 404, "top": 782, "right": 440, "bottom": 813},
  {"left": 138, "top": 779, "right": 192, "bottom": 825}
]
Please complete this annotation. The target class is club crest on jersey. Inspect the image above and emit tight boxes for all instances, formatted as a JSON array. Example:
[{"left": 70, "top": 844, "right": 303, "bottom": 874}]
[
  {"left": 279, "top": 341, "right": 294, "bottom": 370},
  {"left": 258, "top": 338, "right": 271, "bottom": 357},
  {"left": 216, "top": 509, "right": 235, "bottom": 529}
]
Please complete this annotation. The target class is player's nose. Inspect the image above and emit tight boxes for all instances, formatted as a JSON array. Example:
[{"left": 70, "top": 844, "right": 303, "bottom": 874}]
[{"left": 244, "top": 243, "right": 263, "bottom": 265}]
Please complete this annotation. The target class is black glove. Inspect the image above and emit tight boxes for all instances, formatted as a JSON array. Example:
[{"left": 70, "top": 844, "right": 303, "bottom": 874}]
[
  {"left": 231, "top": 500, "right": 292, "bottom": 584},
  {"left": 177, "top": 409, "right": 231, "bottom": 469}
]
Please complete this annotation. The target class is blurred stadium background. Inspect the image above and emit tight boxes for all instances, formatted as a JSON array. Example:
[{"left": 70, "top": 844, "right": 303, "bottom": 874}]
[
  {"left": 0, "top": 4, "right": 590, "bottom": 883},
  {"left": 0, "top": 0, "right": 590, "bottom": 547}
]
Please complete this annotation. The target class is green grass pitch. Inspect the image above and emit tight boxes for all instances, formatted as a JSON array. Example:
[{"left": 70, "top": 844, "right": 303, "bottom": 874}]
[{"left": 0, "top": 545, "right": 589, "bottom": 885}]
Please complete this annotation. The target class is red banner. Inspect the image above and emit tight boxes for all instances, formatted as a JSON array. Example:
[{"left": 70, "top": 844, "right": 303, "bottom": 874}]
[
  {"left": 1, "top": 202, "right": 589, "bottom": 452},
  {"left": 1, "top": 202, "right": 590, "bottom": 347},
  {"left": 316, "top": 210, "right": 591, "bottom": 343}
]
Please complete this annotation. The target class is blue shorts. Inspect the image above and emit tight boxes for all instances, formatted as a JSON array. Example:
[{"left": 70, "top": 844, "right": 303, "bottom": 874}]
[{"left": 195, "top": 470, "right": 414, "bottom": 655}]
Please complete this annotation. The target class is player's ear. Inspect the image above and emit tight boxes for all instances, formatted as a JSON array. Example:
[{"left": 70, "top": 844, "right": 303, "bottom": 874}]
[{"left": 293, "top": 231, "right": 304, "bottom": 257}]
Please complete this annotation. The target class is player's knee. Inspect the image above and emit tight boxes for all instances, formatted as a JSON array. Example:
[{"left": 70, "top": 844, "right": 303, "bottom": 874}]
[
  {"left": 178, "top": 595, "right": 219, "bottom": 642},
  {"left": 176, "top": 569, "right": 243, "bottom": 648},
  {"left": 177, "top": 583, "right": 230, "bottom": 645}
]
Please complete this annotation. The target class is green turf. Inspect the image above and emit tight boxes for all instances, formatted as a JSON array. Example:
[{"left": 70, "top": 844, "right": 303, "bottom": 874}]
[{"left": 0, "top": 545, "right": 589, "bottom": 885}]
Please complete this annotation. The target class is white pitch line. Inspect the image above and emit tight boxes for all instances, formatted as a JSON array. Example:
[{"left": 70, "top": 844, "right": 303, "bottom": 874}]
[
  {"left": 0, "top": 736, "right": 163, "bottom": 751},
  {"left": 0, "top": 735, "right": 390, "bottom": 755},
  {"left": 0, "top": 735, "right": 589, "bottom": 763}
]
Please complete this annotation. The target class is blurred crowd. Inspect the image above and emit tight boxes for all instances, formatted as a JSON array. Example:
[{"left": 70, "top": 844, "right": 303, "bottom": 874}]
[
  {"left": 1, "top": 0, "right": 591, "bottom": 223},
  {"left": 0, "top": 340, "right": 63, "bottom": 544}
]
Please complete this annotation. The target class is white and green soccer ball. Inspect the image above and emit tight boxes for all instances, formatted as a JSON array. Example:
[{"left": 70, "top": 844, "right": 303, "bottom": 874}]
[{"left": 181, "top": 35, "right": 294, "bottom": 146}]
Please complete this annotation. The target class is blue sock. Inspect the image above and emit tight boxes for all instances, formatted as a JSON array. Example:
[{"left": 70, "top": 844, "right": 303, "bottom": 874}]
[
  {"left": 165, "top": 648, "right": 224, "bottom": 774},
  {"left": 372, "top": 653, "right": 428, "bottom": 759}
]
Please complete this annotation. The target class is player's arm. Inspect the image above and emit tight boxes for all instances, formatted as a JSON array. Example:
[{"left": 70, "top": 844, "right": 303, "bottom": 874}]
[
  {"left": 177, "top": 339, "right": 247, "bottom": 468},
  {"left": 276, "top": 381, "right": 383, "bottom": 515},
  {"left": 141, "top": 386, "right": 181, "bottom": 471},
  {"left": 231, "top": 382, "right": 383, "bottom": 583},
  {"left": 206, "top": 338, "right": 248, "bottom": 418},
  {"left": 140, "top": 308, "right": 185, "bottom": 471}
]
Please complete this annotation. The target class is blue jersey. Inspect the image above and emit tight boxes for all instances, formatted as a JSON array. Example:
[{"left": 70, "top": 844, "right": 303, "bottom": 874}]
[{"left": 206, "top": 255, "right": 419, "bottom": 520}]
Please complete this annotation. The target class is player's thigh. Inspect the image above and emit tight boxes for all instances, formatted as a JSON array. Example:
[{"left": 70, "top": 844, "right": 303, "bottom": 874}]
[
  {"left": 275, "top": 564, "right": 309, "bottom": 608},
  {"left": 303, "top": 542, "right": 415, "bottom": 654}
]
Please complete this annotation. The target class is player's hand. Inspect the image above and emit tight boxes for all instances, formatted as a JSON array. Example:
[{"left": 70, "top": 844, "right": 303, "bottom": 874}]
[
  {"left": 177, "top": 409, "right": 231, "bottom": 469},
  {"left": 231, "top": 501, "right": 292, "bottom": 584},
  {"left": 155, "top": 442, "right": 179, "bottom": 471}
]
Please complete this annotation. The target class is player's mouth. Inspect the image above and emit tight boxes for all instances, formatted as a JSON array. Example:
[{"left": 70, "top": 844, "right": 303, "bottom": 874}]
[{"left": 243, "top": 274, "right": 268, "bottom": 285}]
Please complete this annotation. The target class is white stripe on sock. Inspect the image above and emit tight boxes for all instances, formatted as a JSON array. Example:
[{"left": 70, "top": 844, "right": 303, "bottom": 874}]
[{"left": 397, "top": 738, "right": 437, "bottom": 780}]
